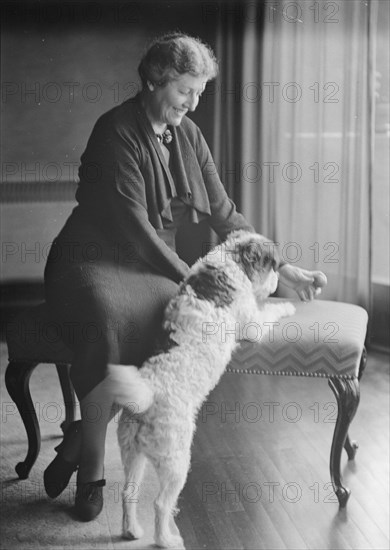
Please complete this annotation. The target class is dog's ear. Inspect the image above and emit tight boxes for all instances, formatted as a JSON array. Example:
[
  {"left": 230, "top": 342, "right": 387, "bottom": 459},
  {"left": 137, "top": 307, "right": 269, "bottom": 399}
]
[
  {"left": 185, "top": 263, "right": 236, "bottom": 307},
  {"left": 236, "top": 239, "right": 278, "bottom": 281}
]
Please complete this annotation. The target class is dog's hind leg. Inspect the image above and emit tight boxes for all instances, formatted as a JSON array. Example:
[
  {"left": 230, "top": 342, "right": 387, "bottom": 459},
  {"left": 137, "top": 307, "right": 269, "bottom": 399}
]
[
  {"left": 118, "top": 412, "right": 147, "bottom": 540},
  {"left": 121, "top": 445, "right": 147, "bottom": 540},
  {"left": 153, "top": 455, "right": 189, "bottom": 548}
]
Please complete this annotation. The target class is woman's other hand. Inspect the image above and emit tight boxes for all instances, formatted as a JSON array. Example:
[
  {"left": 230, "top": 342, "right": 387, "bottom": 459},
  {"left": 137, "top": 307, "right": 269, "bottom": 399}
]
[{"left": 278, "top": 264, "right": 327, "bottom": 302}]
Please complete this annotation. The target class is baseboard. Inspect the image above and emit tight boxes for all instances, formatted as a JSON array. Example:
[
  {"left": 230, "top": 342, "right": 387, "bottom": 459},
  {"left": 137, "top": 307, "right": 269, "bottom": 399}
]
[{"left": 1, "top": 181, "right": 77, "bottom": 203}]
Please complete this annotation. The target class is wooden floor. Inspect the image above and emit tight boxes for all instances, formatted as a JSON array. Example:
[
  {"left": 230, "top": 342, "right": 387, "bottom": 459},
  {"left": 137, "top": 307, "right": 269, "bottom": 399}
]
[{"left": 1, "top": 343, "right": 389, "bottom": 550}]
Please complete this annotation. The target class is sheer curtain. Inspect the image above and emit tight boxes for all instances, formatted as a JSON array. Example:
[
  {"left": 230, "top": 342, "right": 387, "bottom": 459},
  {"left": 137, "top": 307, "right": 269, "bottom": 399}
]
[{"left": 212, "top": 0, "right": 377, "bottom": 311}]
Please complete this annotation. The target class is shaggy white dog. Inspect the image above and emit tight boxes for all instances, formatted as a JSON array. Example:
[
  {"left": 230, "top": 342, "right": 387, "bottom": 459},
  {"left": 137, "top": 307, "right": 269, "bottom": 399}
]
[{"left": 107, "top": 230, "right": 295, "bottom": 548}]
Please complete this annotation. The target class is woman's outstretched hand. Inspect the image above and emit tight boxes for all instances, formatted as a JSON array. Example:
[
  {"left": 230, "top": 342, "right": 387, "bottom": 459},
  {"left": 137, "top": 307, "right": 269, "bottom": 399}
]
[{"left": 278, "top": 264, "right": 328, "bottom": 302}]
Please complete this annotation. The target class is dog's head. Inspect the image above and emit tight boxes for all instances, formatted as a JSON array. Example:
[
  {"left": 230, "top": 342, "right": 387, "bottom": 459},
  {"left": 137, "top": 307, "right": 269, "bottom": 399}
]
[{"left": 226, "top": 230, "right": 280, "bottom": 301}]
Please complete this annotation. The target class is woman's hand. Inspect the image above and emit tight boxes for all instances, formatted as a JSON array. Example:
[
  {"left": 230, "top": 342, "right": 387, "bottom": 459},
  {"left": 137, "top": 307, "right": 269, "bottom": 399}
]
[{"left": 278, "top": 264, "right": 327, "bottom": 302}]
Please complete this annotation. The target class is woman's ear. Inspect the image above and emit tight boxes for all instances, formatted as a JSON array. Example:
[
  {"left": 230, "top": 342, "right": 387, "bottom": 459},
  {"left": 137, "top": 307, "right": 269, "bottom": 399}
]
[{"left": 147, "top": 81, "right": 155, "bottom": 92}]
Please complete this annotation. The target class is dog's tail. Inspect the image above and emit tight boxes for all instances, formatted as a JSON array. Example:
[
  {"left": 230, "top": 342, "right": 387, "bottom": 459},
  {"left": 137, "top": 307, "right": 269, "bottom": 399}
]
[{"left": 106, "top": 364, "right": 154, "bottom": 415}]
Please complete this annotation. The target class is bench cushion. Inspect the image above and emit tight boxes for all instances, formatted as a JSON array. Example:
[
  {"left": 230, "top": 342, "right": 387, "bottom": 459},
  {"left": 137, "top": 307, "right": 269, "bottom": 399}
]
[
  {"left": 6, "top": 299, "right": 368, "bottom": 379},
  {"left": 228, "top": 298, "right": 368, "bottom": 379}
]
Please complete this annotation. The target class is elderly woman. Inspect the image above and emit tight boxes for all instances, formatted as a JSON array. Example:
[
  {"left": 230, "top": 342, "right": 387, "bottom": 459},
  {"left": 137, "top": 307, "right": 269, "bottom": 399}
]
[{"left": 43, "top": 32, "right": 326, "bottom": 521}]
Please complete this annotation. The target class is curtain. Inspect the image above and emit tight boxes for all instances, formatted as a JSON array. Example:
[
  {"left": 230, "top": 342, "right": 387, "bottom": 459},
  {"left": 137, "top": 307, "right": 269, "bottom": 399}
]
[{"left": 211, "top": 0, "right": 377, "bottom": 311}]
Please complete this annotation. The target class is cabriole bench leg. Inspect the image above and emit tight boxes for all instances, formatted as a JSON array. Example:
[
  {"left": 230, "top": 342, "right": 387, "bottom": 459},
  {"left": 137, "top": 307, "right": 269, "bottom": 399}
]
[
  {"left": 5, "top": 360, "right": 40, "bottom": 479},
  {"left": 328, "top": 377, "right": 360, "bottom": 508},
  {"left": 342, "top": 349, "right": 367, "bottom": 461}
]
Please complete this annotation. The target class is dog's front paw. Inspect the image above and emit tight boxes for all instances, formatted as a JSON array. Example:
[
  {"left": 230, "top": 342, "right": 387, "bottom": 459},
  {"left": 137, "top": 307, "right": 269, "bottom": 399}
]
[
  {"left": 122, "top": 524, "right": 144, "bottom": 541},
  {"left": 260, "top": 302, "right": 296, "bottom": 322},
  {"left": 280, "top": 302, "right": 296, "bottom": 317},
  {"left": 155, "top": 533, "right": 185, "bottom": 549}
]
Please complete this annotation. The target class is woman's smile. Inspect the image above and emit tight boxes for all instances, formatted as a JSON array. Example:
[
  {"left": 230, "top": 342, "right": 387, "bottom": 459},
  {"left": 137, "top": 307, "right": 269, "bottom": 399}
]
[{"left": 142, "top": 73, "right": 206, "bottom": 133}]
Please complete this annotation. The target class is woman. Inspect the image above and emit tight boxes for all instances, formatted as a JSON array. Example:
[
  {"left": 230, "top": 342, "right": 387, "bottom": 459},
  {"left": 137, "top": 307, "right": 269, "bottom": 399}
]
[{"left": 44, "top": 32, "right": 326, "bottom": 521}]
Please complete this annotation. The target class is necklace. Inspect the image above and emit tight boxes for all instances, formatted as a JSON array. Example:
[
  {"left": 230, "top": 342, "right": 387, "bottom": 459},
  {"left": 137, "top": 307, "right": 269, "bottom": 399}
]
[{"left": 155, "top": 129, "right": 173, "bottom": 144}]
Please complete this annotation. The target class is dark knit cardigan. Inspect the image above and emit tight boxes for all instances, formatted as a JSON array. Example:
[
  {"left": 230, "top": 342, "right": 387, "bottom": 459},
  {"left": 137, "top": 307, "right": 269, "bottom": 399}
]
[{"left": 75, "top": 94, "right": 253, "bottom": 283}]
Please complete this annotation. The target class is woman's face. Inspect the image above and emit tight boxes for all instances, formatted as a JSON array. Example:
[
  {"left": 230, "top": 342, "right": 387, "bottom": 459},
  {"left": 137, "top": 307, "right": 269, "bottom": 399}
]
[{"left": 146, "top": 73, "right": 206, "bottom": 130}]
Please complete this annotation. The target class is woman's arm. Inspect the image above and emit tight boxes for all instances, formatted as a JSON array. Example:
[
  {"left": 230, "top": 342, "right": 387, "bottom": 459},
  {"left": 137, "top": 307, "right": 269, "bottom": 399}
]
[{"left": 106, "top": 183, "right": 189, "bottom": 283}]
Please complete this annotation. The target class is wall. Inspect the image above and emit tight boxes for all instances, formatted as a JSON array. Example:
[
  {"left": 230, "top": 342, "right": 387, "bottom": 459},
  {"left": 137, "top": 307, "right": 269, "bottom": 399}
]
[{"left": 1, "top": 0, "right": 217, "bottom": 286}]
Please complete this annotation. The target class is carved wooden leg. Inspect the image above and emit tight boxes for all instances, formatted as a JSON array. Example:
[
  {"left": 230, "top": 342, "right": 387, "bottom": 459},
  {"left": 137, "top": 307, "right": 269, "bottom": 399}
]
[
  {"left": 328, "top": 377, "right": 360, "bottom": 507},
  {"left": 55, "top": 363, "right": 76, "bottom": 433},
  {"left": 5, "top": 361, "right": 40, "bottom": 479},
  {"left": 343, "top": 348, "right": 367, "bottom": 461}
]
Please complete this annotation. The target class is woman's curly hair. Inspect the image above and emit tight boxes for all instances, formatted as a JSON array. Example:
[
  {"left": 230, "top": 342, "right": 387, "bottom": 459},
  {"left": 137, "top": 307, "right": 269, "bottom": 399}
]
[{"left": 138, "top": 32, "right": 219, "bottom": 88}]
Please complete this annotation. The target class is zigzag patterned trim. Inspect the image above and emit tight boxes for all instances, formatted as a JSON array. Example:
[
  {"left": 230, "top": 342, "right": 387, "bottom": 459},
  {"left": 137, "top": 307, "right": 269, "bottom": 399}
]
[
  {"left": 231, "top": 343, "right": 362, "bottom": 378},
  {"left": 238, "top": 346, "right": 361, "bottom": 364}
]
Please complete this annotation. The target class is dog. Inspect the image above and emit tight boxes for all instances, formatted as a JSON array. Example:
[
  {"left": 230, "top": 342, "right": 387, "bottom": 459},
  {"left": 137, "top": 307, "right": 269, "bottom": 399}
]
[{"left": 107, "top": 230, "right": 295, "bottom": 548}]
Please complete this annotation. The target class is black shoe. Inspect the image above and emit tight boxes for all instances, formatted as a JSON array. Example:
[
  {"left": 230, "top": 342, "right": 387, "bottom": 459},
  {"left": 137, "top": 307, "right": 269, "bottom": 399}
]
[
  {"left": 74, "top": 479, "right": 106, "bottom": 522},
  {"left": 44, "top": 420, "right": 81, "bottom": 499}
]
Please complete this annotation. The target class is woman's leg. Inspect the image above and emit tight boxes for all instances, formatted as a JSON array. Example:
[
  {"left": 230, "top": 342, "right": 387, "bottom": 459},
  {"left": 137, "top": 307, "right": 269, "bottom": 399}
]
[{"left": 77, "top": 376, "right": 116, "bottom": 482}]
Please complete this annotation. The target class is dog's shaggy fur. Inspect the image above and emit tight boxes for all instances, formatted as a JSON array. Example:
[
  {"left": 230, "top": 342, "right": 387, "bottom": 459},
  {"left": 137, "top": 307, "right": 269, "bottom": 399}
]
[{"left": 107, "top": 230, "right": 295, "bottom": 548}]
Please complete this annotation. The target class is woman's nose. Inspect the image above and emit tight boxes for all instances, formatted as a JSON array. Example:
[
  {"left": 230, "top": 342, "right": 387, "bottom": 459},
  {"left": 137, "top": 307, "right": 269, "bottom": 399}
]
[{"left": 184, "top": 93, "right": 199, "bottom": 112}]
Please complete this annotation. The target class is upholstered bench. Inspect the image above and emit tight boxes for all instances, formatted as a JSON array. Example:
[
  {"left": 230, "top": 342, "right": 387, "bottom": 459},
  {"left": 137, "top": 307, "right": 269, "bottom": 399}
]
[
  {"left": 227, "top": 298, "right": 368, "bottom": 507},
  {"left": 5, "top": 298, "right": 368, "bottom": 508}
]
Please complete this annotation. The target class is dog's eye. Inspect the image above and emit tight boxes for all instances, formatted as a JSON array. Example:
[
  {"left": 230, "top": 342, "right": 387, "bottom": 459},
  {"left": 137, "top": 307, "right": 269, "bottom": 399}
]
[
  {"left": 263, "top": 255, "right": 274, "bottom": 268},
  {"left": 263, "top": 255, "right": 277, "bottom": 271}
]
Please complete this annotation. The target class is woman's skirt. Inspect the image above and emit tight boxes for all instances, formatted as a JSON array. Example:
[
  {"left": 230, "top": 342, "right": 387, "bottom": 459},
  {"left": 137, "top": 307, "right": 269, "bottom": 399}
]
[{"left": 44, "top": 208, "right": 179, "bottom": 400}]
